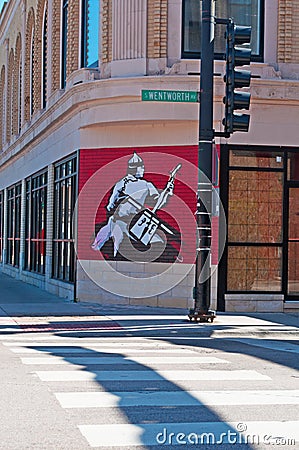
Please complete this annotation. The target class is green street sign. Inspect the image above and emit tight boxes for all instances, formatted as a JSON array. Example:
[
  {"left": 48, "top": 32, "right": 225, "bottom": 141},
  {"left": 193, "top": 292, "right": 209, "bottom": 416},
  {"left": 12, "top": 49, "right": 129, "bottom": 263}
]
[{"left": 142, "top": 89, "right": 199, "bottom": 103}]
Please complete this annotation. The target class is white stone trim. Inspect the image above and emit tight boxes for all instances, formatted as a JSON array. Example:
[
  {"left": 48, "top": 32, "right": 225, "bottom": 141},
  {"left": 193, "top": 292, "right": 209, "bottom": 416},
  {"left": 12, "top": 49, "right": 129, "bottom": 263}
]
[
  {"left": 112, "top": 0, "right": 147, "bottom": 61},
  {"left": 167, "top": 0, "right": 182, "bottom": 67}
]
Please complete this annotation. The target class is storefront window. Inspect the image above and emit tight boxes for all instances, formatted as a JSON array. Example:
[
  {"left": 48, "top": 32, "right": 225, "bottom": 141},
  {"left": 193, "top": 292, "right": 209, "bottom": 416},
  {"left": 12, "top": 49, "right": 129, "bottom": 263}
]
[
  {"left": 228, "top": 170, "right": 283, "bottom": 243},
  {"left": 25, "top": 171, "right": 47, "bottom": 274},
  {"left": 227, "top": 246, "right": 282, "bottom": 291},
  {"left": 226, "top": 148, "right": 284, "bottom": 292},
  {"left": 182, "top": 0, "right": 263, "bottom": 60},
  {"left": 230, "top": 150, "right": 283, "bottom": 169},
  {"left": 81, "top": 0, "right": 99, "bottom": 68},
  {"left": 52, "top": 156, "right": 77, "bottom": 283},
  {"left": 6, "top": 183, "right": 21, "bottom": 267},
  {"left": 288, "top": 188, "right": 299, "bottom": 295}
]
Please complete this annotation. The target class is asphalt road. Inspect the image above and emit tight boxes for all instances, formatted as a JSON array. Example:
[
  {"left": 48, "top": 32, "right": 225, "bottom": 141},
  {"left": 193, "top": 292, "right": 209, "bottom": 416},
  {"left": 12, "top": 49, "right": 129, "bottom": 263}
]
[{"left": 0, "top": 314, "right": 298, "bottom": 450}]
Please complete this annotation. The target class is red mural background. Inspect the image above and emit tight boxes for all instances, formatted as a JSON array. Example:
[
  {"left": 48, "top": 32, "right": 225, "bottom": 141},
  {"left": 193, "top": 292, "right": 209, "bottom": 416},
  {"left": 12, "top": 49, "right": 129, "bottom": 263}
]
[{"left": 77, "top": 145, "right": 200, "bottom": 264}]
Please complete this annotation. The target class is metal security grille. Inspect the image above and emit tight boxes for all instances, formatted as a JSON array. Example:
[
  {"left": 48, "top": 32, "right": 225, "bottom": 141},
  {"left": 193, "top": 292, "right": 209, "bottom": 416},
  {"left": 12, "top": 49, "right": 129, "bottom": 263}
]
[
  {"left": 6, "top": 183, "right": 22, "bottom": 267},
  {"left": 52, "top": 155, "right": 77, "bottom": 283},
  {"left": 25, "top": 171, "right": 48, "bottom": 274}
]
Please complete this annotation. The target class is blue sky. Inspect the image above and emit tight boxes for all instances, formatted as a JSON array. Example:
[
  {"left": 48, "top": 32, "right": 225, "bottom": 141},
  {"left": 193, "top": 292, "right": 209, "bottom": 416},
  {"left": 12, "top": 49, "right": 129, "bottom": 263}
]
[{"left": 0, "top": 1, "right": 6, "bottom": 13}]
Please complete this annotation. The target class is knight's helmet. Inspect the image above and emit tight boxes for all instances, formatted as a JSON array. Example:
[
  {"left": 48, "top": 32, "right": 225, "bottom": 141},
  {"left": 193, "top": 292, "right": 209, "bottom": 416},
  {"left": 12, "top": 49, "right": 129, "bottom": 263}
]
[{"left": 127, "top": 152, "right": 144, "bottom": 177}]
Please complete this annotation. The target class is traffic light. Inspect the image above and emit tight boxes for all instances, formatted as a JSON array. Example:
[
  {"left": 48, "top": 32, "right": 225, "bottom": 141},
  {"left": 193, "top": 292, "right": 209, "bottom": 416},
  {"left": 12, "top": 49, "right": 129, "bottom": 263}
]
[{"left": 223, "top": 20, "right": 251, "bottom": 134}]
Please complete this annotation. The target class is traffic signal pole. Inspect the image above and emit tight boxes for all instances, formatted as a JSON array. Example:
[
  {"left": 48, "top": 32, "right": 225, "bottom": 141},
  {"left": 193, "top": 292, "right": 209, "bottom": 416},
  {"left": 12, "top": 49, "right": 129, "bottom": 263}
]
[
  {"left": 188, "top": 5, "right": 251, "bottom": 323},
  {"left": 189, "top": 0, "right": 216, "bottom": 323}
]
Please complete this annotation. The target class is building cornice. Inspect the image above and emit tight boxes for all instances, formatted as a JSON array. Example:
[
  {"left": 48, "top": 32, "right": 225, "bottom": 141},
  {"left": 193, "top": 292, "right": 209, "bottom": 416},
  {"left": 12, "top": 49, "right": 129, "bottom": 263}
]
[{"left": 1, "top": 73, "right": 299, "bottom": 170}]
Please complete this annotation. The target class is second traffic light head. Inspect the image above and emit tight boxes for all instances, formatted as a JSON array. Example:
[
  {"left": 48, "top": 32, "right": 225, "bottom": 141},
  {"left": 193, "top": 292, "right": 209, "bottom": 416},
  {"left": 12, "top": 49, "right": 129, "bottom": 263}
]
[
  {"left": 223, "top": 20, "right": 252, "bottom": 134},
  {"left": 223, "top": 91, "right": 250, "bottom": 111},
  {"left": 222, "top": 113, "right": 250, "bottom": 133}
]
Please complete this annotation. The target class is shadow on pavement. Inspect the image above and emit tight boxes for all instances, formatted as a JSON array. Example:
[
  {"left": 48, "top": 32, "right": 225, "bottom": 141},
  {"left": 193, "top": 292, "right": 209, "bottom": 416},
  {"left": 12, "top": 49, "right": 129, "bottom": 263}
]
[
  {"left": 1, "top": 313, "right": 298, "bottom": 448},
  {"left": 25, "top": 343, "right": 255, "bottom": 449}
]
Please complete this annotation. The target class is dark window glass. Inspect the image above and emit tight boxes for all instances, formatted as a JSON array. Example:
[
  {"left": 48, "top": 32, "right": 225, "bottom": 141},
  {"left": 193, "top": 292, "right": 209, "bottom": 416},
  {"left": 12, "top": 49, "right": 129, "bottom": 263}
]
[
  {"left": 18, "top": 58, "right": 22, "bottom": 133},
  {"left": 30, "top": 32, "right": 35, "bottom": 116},
  {"left": 52, "top": 155, "right": 77, "bottom": 283},
  {"left": 81, "top": 0, "right": 99, "bottom": 68},
  {"left": 42, "top": 5, "right": 48, "bottom": 108},
  {"left": 61, "top": 0, "right": 68, "bottom": 88},
  {"left": 6, "top": 183, "right": 22, "bottom": 267},
  {"left": 25, "top": 172, "right": 47, "bottom": 274},
  {"left": 182, "top": 0, "right": 263, "bottom": 60}
]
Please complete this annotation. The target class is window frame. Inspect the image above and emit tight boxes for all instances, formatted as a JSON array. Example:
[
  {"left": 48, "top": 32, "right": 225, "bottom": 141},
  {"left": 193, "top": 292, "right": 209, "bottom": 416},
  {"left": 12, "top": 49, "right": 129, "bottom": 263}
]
[
  {"left": 24, "top": 170, "right": 48, "bottom": 275},
  {"left": 42, "top": 2, "right": 48, "bottom": 109},
  {"left": 6, "top": 183, "right": 22, "bottom": 267},
  {"left": 61, "top": 0, "right": 68, "bottom": 88},
  {"left": 219, "top": 145, "right": 285, "bottom": 297},
  {"left": 81, "top": 0, "right": 99, "bottom": 69},
  {"left": 52, "top": 154, "right": 77, "bottom": 283},
  {"left": 29, "top": 27, "right": 35, "bottom": 117},
  {"left": 17, "top": 55, "right": 22, "bottom": 133},
  {"left": 181, "top": 0, "right": 265, "bottom": 62},
  {"left": 7, "top": 50, "right": 14, "bottom": 140}
]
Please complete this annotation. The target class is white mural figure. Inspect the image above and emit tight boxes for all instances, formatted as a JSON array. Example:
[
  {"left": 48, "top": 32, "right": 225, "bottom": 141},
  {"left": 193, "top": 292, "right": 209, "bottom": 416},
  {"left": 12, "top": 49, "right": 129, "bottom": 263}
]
[{"left": 92, "top": 152, "right": 181, "bottom": 257}]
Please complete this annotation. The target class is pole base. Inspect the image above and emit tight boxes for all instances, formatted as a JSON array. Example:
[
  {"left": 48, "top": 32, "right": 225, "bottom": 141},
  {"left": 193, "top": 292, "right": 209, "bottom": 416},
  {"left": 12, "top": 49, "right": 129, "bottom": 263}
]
[{"left": 188, "top": 309, "right": 216, "bottom": 323}]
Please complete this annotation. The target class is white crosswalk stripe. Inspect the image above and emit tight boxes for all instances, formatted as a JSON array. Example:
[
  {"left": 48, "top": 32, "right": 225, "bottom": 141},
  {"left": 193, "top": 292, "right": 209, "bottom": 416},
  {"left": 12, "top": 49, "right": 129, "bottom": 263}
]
[
  {"left": 2, "top": 336, "right": 298, "bottom": 448},
  {"left": 230, "top": 338, "right": 299, "bottom": 354},
  {"left": 78, "top": 421, "right": 299, "bottom": 447},
  {"left": 2, "top": 339, "right": 195, "bottom": 345},
  {"left": 55, "top": 389, "right": 299, "bottom": 408},
  {"left": 34, "top": 369, "right": 271, "bottom": 382},
  {"left": 20, "top": 355, "right": 228, "bottom": 365},
  {"left": 7, "top": 346, "right": 197, "bottom": 354}
]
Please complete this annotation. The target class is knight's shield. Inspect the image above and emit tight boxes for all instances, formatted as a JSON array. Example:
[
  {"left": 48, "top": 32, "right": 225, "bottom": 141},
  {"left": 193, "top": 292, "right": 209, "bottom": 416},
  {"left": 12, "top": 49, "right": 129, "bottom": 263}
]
[{"left": 129, "top": 209, "right": 160, "bottom": 246}]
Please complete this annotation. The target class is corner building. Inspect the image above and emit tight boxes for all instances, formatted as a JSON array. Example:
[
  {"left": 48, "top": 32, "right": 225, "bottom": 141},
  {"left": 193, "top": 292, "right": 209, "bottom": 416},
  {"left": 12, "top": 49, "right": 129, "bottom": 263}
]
[{"left": 0, "top": 0, "right": 298, "bottom": 313}]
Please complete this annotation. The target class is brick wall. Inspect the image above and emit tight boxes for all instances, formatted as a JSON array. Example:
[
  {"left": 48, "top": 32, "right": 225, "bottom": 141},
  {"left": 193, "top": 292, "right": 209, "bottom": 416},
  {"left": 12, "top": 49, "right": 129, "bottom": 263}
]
[
  {"left": 102, "top": 0, "right": 112, "bottom": 63},
  {"left": 0, "top": 67, "right": 4, "bottom": 148},
  {"left": 101, "top": 0, "right": 167, "bottom": 67},
  {"left": 278, "top": 0, "right": 299, "bottom": 63},
  {"left": 67, "top": 0, "right": 80, "bottom": 76},
  {"left": 24, "top": 8, "right": 35, "bottom": 123},
  {"left": 147, "top": 0, "right": 168, "bottom": 59},
  {"left": 51, "top": 0, "right": 61, "bottom": 92},
  {"left": 3, "top": 0, "right": 299, "bottom": 149}
]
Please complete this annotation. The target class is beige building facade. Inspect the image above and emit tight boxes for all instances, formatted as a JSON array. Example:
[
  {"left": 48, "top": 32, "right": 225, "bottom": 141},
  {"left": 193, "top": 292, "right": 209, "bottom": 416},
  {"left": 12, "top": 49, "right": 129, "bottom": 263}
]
[{"left": 0, "top": 0, "right": 298, "bottom": 313}]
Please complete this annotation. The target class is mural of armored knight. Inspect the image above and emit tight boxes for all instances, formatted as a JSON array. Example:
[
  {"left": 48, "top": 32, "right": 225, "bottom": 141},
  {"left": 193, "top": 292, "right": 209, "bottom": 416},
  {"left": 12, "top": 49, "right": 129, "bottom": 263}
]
[{"left": 92, "top": 152, "right": 181, "bottom": 258}]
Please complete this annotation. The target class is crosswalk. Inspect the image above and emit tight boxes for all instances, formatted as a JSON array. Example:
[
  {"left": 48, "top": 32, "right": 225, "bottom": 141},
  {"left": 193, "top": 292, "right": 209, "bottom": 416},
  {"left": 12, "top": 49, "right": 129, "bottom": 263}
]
[{"left": 1, "top": 333, "right": 299, "bottom": 448}]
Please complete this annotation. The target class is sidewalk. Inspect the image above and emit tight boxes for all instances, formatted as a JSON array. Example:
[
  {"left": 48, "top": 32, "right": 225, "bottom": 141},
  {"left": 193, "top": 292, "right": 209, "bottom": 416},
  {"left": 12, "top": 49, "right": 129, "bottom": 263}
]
[{"left": 0, "top": 272, "right": 298, "bottom": 337}]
